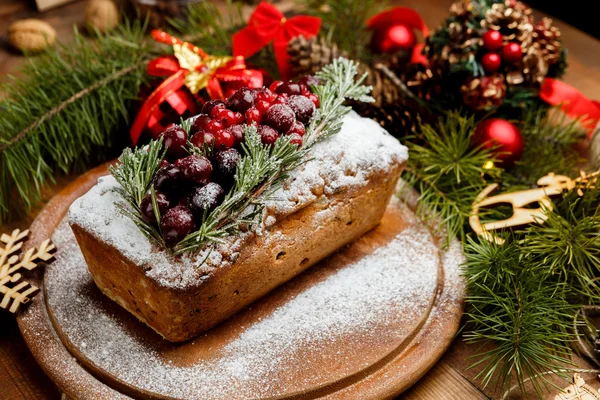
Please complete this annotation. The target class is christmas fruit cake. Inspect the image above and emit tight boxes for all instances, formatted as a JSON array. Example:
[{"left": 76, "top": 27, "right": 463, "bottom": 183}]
[{"left": 68, "top": 60, "right": 408, "bottom": 342}]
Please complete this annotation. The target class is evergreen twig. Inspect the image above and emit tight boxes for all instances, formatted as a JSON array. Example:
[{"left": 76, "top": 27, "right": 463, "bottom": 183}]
[{"left": 0, "top": 19, "right": 152, "bottom": 223}]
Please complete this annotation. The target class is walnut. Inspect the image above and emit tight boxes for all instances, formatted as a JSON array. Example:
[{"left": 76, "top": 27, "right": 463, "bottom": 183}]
[
  {"left": 8, "top": 19, "right": 56, "bottom": 53},
  {"left": 86, "top": 0, "right": 119, "bottom": 33}
]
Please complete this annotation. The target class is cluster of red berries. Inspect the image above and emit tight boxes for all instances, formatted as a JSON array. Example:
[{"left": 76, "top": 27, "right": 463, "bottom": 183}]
[
  {"left": 141, "top": 77, "right": 320, "bottom": 247},
  {"left": 480, "top": 30, "right": 523, "bottom": 74}
]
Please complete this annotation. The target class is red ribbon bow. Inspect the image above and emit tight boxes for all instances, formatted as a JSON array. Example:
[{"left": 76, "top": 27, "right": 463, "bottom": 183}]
[
  {"left": 541, "top": 78, "right": 600, "bottom": 138},
  {"left": 366, "top": 7, "right": 430, "bottom": 65},
  {"left": 130, "top": 31, "right": 263, "bottom": 145},
  {"left": 233, "top": 2, "right": 321, "bottom": 80}
]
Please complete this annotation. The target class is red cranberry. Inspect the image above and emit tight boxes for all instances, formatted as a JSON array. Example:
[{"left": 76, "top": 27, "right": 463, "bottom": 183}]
[
  {"left": 174, "top": 155, "right": 212, "bottom": 184},
  {"left": 257, "top": 125, "right": 280, "bottom": 145},
  {"left": 206, "top": 119, "right": 224, "bottom": 134},
  {"left": 226, "top": 87, "right": 256, "bottom": 113},
  {"left": 140, "top": 191, "right": 171, "bottom": 222},
  {"left": 191, "top": 114, "right": 211, "bottom": 135},
  {"left": 161, "top": 205, "right": 196, "bottom": 247},
  {"left": 190, "top": 132, "right": 215, "bottom": 149},
  {"left": 233, "top": 112, "right": 244, "bottom": 124},
  {"left": 307, "top": 93, "right": 320, "bottom": 108},
  {"left": 287, "top": 95, "right": 315, "bottom": 125},
  {"left": 264, "top": 104, "right": 295, "bottom": 133},
  {"left": 245, "top": 107, "right": 262, "bottom": 125},
  {"left": 214, "top": 129, "right": 234, "bottom": 150},
  {"left": 228, "top": 124, "right": 245, "bottom": 146},
  {"left": 214, "top": 148, "right": 241, "bottom": 179},
  {"left": 272, "top": 94, "right": 288, "bottom": 105},
  {"left": 153, "top": 164, "right": 181, "bottom": 191},
  {"left": 217, "top": 109, "right": 237, "bottom": 126},
  {"left": 192, "top": 182, "right": 225, "bottom": 214},
  {"left": 160, "top": 125, "right": 188, "bottom": 159},
  {"left": 275, "top": 81, "right": 302, "bottom": 96},
  {"left": 159, "top": 159, "right": 170, "bottom": 168},
  {"left": 287, "top": 121, "right": 306, "bottom": 137},
  {"left": 256, "top": 99, "right": 271, "bottom": 114},
  {"left": 269, "top": 80, "right": 284, "bottom": 92},
  {"left": 299, "top": 75, "right": 319, "bottom": 90},
  {"left": 201, "top": 99, "right": 225, "bottom": 116},
  {"left": 288, "top": 133, "right": 303, "bottom": 146},
  {"left": 256, "top": 89, "right": 275, "bottom": 103}
]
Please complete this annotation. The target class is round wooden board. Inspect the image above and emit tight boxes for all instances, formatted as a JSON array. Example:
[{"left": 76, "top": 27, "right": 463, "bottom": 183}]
[{"left": 17, "top": 163, "right": 465, "bottom": 400}]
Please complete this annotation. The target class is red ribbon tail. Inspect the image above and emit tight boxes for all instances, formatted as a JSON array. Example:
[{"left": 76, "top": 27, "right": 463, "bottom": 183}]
[
  {"left": 541, "top": 78, "right": 600, "bottom": 138},
  {"left": 130, "top": 70, "right": 187, "bottom": 145}
]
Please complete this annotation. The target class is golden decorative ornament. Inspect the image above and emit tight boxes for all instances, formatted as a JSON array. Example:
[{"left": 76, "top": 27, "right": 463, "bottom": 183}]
[
  {"left": 86, "top": 0, "right": 119, "bottom": 33},
  {"left": 8, "top": 19, "right": 56, "bottom": 53},
  {"left": 555, "top": 374, "right": 600, "bottom": 400},
  {"left": 470, "top": 170, "right": 599, "bottom": 245},
  {"left": 1, "top": 229, "right": 55, "bottom": 314}
]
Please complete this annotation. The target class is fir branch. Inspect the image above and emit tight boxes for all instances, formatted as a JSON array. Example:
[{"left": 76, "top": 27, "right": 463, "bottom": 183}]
[
  {"left": 463, "top": 235, "right": 578, "bottom": 397},
  {"left": 0, "top": 20, "right": 152, "bottom": 223},
  {"left": 403, "top": 111, "right": 502, "bottom": 243}
]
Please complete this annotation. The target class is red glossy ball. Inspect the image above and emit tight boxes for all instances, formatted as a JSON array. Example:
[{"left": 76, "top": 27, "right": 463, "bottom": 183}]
[
  {"left": 473, "top": 118, "right": 524, "bottom": 166},
  {"left": 501, "top": 42, "right": 523, "bottom": 63},
  {"left": 481, "top": 52, "right": 502, "bottom": 73},
  {"left": 370, "top": 23, "right": 416, "bottom": 54},
  {"left": 482, "top": 30, "right": 503, "bottom": 51}
]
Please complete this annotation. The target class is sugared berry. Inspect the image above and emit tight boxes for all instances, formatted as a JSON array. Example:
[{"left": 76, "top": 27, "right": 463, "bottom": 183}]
[
  {"left": 227, "top": 87, "right": 256, "bottom": 113},
  {"left": 140, "top": 191, "right": 171, "bottom": 223},
  {"left": 228, "top": 124, "right": 245, "bottom": 146},
  {"left": 269, "top": 80, "right": 284, "bottom": 92},
  {"left": 299, "top": 75, "right": 319, "bottom": 90},
  {"left": 214, "top": 129, "right": 235, "bottom": 150},
  {"left": 272, "top": 94, "right": 288, "bottom": 105},
  {"left": 307, "top": 93, "right": 320, "bottom": 108},
  {"left": 201, "top": 99, "right": 225, "bottom": 115},
  {"left": 192, "top": 183, "right": 225, "bottom": 214},
  {"left": 257, "top": 125, "right": 280, "bottom": 145},
  {"left": 161, "top": 205, "right": 196, "bottom": 247},
  {"left": 256, "top": 99, "right": 271, "bottom": 114},
  {"left": 288, "top": 133, "right": 303, "bottom": 146},
  {"left": 191, "top": 114, "right": 211, "bottom": 135},
  {"left": 275, "top": 81, "right": 302, "bottom": 96},
  {"left": 153, "top": 164, "right": 181, "bottom": 191},
  {"left": 287, "top": 95, "right": 315, "bottom": 125},
  {"left": 174, "top": 155, "right": 212, "bottom": 184},
  {"left": 287, "top": 120, "right": 306, "bottom": 137},
  {"left": 245, "top": 107, "right": 262, "bottom": 125},
  {"left": 214, "top": 148, "right": 241, "bottom": 179},
  {"left": 206, "top": 119, "right": 224, "bottom": 134},
  {"left": 264, "top": 104, "right": 295, "bottom": 133},
  {"left": 160, "top": 125, "right": 188, "bottom": 159}
]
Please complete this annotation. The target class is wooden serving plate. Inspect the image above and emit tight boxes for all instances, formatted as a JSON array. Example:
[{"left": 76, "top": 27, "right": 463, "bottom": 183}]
[{"left": 17, "top": 162, "right": 465, "bottom": 400}]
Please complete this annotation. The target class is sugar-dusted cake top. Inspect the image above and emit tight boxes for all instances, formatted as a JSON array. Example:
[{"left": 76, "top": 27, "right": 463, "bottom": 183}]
[{"left": 69, "top": 112, "right": 408, "bottom": 289}]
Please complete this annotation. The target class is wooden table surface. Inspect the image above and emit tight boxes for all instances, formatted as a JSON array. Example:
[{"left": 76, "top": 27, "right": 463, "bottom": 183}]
[{"left": 1, "top": 1, "right": 599, "bottom": 399}]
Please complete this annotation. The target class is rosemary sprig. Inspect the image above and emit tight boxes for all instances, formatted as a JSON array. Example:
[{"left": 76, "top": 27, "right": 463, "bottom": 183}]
[{"left": 110, "top": 58, "right": 371, "bottom": 256}]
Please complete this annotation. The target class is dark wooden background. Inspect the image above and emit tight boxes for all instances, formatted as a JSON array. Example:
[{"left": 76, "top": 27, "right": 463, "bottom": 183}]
[{"left": 1, "top": 0, "right": 599, "bottom": 399}]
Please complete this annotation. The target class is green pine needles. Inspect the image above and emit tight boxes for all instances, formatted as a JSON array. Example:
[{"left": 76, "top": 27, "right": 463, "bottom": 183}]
[
  {"left": 110, "top": 58, "right": 372, "bottom": 256},
  {"left": 0, "top": 19, "right": 153, "bottom": 224}
]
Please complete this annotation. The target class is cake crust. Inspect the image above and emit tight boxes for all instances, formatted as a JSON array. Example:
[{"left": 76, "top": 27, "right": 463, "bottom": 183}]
[{"left": 69, "top": 113, "right": 408, "bottom": 342}]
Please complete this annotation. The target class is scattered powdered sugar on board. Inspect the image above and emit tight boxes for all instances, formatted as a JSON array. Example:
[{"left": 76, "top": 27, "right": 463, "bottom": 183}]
[
  {"left": 45, "top": 212, "right": 451, "bottom": 400},
  {"left": 67, "top": 112, "right": 408, "bottom": 290}
]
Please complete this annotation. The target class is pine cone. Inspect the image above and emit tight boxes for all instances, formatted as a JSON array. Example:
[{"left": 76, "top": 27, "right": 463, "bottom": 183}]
[
  {"left": 532, "top": 17, "right": 562, "bottom": 65},
  {"left": 287, "top": 35, "right": 342, "bottom": 77},
  {"left": 461, "top": 75, "right": 506, "bottom": 111},
  {"left": 352, "top": 97, "right": 432, "bottom": 138},
  {"left": 405, "top": 61, "right": 446, "bottom": 101},
  {"left": 358, "top": 62, "right": 403, "bottom": 107},
  {"left": 483, "top": 0, "right": 533, "bottom": 52}
]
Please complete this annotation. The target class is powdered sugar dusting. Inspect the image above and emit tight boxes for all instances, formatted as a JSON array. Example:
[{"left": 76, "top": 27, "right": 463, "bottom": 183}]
[
  {"left": 67, "top": 112, "right": 408, "bottom": 289},
  {"left": 46, "top": 205, "right": 457, "bottom": 399}
]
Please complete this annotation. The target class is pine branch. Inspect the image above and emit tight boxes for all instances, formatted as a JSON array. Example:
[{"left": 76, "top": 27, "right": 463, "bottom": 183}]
[
  {"left": 0, "top": 20, "right": 153, "bottom": 224},
  {"left": 403, "top": 111, "right": 502, "bottom": 243}
]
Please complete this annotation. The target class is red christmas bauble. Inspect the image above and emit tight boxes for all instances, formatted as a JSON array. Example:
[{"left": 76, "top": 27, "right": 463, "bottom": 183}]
[
  {"left": 473, "top": 118, "right": 524, "bottom": 166},
  {"left": 501, "top": 42, "right": 523, "bottom": 63},
  {"left": 481, "top": 52, "right": 501, "bottom": 73},
  {"left": 482, "top": 30, "right": 503, "bottom": 51},
  {"left": 370, "top": 23, "right": 416, "bottom": 54}
]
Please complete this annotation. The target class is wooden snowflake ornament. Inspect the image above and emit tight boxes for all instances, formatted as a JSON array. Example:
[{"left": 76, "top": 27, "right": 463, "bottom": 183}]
[{"left": 0, "top": 229, "right": 55, "bottom": 314}]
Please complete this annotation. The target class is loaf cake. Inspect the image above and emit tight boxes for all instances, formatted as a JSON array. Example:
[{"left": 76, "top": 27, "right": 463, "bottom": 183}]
[{"left": 68, "top": 66, "right": 408, "bottom": 342}]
